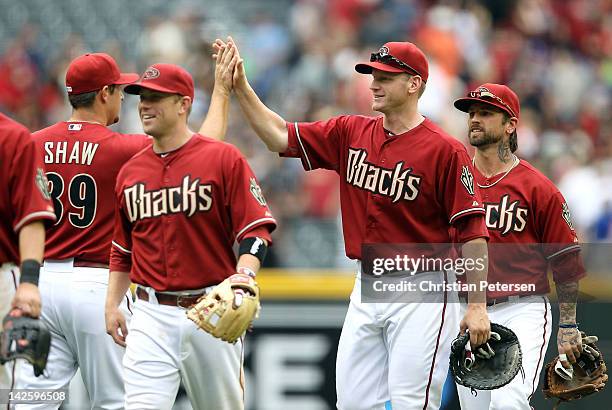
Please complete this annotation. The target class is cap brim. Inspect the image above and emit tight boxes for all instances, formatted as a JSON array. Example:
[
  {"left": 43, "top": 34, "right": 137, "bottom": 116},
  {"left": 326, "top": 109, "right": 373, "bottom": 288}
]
[
  {"left": 454, "top": 97, "right": 515, "bottom": 118},
  {"left": 124, "top": 82, "right": 180, "bottom": 96},
  {"left": 113, "top": 73, "right": 140, "bottom": 86},
  {"left": 355, "top": 62, "right": 404, "bottom": 74}
]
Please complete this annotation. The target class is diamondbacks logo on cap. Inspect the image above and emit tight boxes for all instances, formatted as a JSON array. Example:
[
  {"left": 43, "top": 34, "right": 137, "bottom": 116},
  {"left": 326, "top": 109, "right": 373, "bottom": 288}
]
[
  {"left": 143, "top": 67, "right": 160, "bottom": 80},
  {"left": 378, "top": 46, "right": 389, "bottom": 57},
  {"left": 460, "top": 166, "right": 475, "bottom": 196},
  {"left": 249, "top": 178, "right": 267, "bottom": 206},
  {"left": 561, "top": 202, "right": 574, "bottom": 230}
]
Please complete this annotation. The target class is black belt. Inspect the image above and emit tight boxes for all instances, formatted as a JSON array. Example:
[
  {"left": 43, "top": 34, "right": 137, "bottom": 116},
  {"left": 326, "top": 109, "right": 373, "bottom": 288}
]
[
  {"left": 460, "top": 295, "right": 534, "bottom": 307},
  {"left": 136, "top": 287, "right": 205, "bottom": 308},
  {"left": 73, "top": 259, "right": 109, "bottom": 269}
]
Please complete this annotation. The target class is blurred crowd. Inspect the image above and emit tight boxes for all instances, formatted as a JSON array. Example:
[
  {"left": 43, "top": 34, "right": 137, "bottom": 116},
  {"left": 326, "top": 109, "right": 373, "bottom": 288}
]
[{"left": 0, "top": 0, "right": 610, "bottom": 267}]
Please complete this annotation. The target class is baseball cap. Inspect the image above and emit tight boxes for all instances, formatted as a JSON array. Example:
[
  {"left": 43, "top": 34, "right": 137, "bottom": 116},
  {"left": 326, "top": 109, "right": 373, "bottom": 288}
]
[
  {"left": 124, "top": 64, "right": 195, "bottom": 100},
  {"left": 454, "top": 83, "right": 520, "bottom": 119},
  {"left": 355, "top": 42, "right": 429, "bottom": 82},
  {"left": 65, "top": 53, "right": 139, "bottom": 95}
]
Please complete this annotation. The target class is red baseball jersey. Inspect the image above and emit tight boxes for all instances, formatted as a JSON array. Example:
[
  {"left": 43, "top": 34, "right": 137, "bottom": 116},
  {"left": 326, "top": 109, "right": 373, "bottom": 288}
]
[
  {"left": 33, "top": 122, "right": 150, "bottom": 264},
  {"left": 282, "top": 115, "right": 488, "bottom": 260},
  {"left": 110, "top": 134, "right": 277, "bottom": 291},
  {"left": 475, "top": 158, "right": 585, "bottom": 298},
  {"left": 0, "top": 113, "right": 56, "bottom": 264}
]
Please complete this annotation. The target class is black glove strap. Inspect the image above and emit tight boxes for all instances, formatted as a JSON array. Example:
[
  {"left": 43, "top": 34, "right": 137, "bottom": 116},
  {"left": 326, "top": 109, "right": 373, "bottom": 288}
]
[{"left": 20, "top": 259, "right": 41, "bottom": 286}]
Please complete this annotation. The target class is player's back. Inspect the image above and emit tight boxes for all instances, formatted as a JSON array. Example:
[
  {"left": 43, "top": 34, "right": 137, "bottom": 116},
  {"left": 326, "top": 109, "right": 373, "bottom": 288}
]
[{"left": 34, "top": 121, "right": 150, "bottom": 264}]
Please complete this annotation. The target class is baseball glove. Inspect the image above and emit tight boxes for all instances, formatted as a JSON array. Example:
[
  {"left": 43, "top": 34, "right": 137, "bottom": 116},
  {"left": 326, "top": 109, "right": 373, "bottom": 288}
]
[
  {"left": 450, "top": 323, "right": 523, "bottom": 391},
  {"left": 543, "top": 331, "right": 607, "bottom": 407},
  {"left": 0, "top": 314, "right": 51, "bottom": 377},
  {"left": 186, "top": 273, "right": 260, "bottom": 343}
]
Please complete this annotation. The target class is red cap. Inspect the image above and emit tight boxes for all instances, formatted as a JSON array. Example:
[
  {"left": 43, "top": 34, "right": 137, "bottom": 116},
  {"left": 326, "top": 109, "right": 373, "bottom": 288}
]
[
  {"left": 454, "top": 83, "right": 520, "bottom": 119},
  {"left": 355, "top": 42, "right": 429, "bottom": 82},
  {"left": 65, "top": 53, "right": 139, "bottom": 95},
  {"left": 124, "top": 64, "right": 195, "bottom": 100}
]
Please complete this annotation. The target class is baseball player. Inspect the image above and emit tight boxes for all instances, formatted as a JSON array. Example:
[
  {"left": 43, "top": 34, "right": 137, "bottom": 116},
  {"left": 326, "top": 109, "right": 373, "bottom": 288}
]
[
  {"left": 16, "top": 47, "right": 238, "bottom": 409},
  {"left": 0, "top": 113, "right": 55, "bottom": 391},
  {"left": 453, "top": 83, "right": 586, "bottom": 409},
  {"left": 218, "top": 38, "right": 491, "bottom": 409},
  {"left": 106, "top": 61, "right": 276, "bottom": 410}
]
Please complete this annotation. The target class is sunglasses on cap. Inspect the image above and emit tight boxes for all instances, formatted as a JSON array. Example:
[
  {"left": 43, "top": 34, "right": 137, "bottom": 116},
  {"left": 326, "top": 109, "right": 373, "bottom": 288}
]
[
  {"left": 370, "top": 51, "right": 420, "bottom": 76},
  {"left": 468, "top": 87, "right": 517, "bottom": 118}
]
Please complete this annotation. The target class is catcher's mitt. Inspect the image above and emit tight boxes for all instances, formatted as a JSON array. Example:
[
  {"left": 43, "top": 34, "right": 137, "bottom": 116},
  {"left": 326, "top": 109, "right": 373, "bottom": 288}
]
[
  {"left": 543, "top": 331, "right": 607, "bottom": 407},
  {"left": 450, "top": 323, "right": 523, "bottom": 391},
  {"left": 0, "top": 315, "right": 50, "bottom": 377},
  {"left": 186, "top": 273, "right": 260, "bottom": 343}
]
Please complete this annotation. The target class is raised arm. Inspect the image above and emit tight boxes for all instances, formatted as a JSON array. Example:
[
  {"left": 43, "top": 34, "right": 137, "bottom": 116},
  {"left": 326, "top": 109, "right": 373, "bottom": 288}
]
[
  {"left": 214, "top": 37, "right": 288, "bottom": 152},
  {"left": 199, "top": 39, "right": 239, "bottom": 140}
]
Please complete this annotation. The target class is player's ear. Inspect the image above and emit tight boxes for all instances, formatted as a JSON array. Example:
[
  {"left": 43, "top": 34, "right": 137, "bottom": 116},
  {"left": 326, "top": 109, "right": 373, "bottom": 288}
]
[
  {"left": 99, "top": 85, "right": 112, "bottom": 103},
  {"left": 407, "top": 75, "right": 422, "bottom": 96},
  {"left": 178, "top": 96, "right": 192, "bottom": 115},
  {"left": 505, "top": 117, "right": 518, "bottom": 136}
]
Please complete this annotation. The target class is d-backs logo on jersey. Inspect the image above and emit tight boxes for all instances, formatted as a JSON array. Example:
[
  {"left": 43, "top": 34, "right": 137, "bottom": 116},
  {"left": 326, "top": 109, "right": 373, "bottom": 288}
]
[
  {"left": 346, "top": 148, "right": 421, "bottom": 203},
  {"left": 484, "top": 194, "right": 528, "bottom": 235},
  {"left": 561, "top": 202, "right": 575, "bottom": 231},
  {"left": 124, "top": 175, "right": 213, "bottom": 222}
]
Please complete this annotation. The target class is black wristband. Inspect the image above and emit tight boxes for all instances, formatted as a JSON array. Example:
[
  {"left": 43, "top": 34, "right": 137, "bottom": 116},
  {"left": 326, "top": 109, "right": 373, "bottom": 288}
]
[
  {"left": 20, "top": 259, "right": 41, "bottom": 286},
  {"left": 559, "top": 323, "right": 579, "bottom": 329},
  {"left": 239, "top": 237, "right": 268, "bottom": 264}
]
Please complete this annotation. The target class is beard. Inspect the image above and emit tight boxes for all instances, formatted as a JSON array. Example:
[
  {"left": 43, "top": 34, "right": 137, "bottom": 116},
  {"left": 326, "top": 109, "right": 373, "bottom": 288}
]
[{"left": 469, "top": 128, "right": 503, "bottom": 147}]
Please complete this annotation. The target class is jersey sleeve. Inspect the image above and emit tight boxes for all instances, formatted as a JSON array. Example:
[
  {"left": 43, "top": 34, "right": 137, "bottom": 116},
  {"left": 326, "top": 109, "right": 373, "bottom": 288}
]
[
  {"left": 11, "top": 130, "right": 56, "bottom": 231},
  {"left": 441, "top": 149, "right": 486, "bottom": 224},
  {"left": 537, "top": 190, "right": 581, "bottom": 259},
  {"left": 241, "top": 225, "right": 273, "bottom": 245},
  {"left": 109, "top": 181, "right": 133, "bottom": 273},
  {"left": 280, "top": 116, "right": 346, "bottom": 171},
  {"left": 453, "top": 213, "right": 489, "bottom": 243},
  {"left": 550, "top": 250, "right": 587, "bottom": 284},
  {"left": 225, "top": 150, "right": 277, "bottom": 242}
]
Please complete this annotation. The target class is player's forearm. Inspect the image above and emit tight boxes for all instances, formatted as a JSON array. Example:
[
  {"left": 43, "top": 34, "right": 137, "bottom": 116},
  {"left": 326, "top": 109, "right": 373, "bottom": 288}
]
[
  {"left": 556, "top": 280, "right": 579, "bottom": 324},
  {"left": 234, "top": 83, "right": 288, "bottom": 152},
  {"left": 199, "top": 86, "right": 230, "bottom": 140},
  {"left": 237, "top": 254, "right": 261, "bottom": 276},
  {"left": 462, "top": 237, "right": 488, "bottom": 305},
  {"left": 106, "top": 270, "right": 132, "bottom": 309},
  {"left": 18, "top": 221, "right": 45, "bottom": 263}
]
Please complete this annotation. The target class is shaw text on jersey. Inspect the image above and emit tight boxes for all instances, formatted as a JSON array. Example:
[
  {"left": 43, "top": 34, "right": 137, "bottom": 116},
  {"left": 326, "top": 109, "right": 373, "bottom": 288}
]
[
  {"left": 124, "top": 175, "right": 213, "bottom": 222},
  {"left": 346, "top": 148, "right": 421, "bottom": 203},
  {"left": 44, "top": 141, "right": 99, "bottom": 165}
]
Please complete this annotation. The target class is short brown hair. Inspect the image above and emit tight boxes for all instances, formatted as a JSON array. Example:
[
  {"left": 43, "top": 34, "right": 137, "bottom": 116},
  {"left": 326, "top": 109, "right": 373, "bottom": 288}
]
[{"left": 69, "top": 84, "right": 116, "bottom": 109}]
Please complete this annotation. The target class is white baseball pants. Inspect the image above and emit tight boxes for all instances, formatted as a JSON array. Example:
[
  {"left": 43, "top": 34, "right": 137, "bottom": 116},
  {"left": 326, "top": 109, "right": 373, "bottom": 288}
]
[
  {"left": 16, "top": 260, "right": 131, "bottom": 410},
  {"left": 123, "top": 293, "right": 245, "bottom": 410},
  {"left": 456, "top": 296, "right": 552, "bottom": 410},
  {"left": 336, "top": 268, "right": 460, "bottom": 410}
]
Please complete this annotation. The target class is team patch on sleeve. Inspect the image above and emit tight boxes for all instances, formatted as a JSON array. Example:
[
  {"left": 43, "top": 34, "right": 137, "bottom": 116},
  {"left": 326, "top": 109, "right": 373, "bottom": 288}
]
[
  {"left": 35, "top": 168, "right": 51, "bottom": 200},
  {"left": 249, "top": 178, "right": 267, "bottom": 206},
  {"left": 561, "top": 202, "right": 575, "bottom": 230},
  {"left": 460, "top": 166, "right": 475, "bottom": 196}
]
